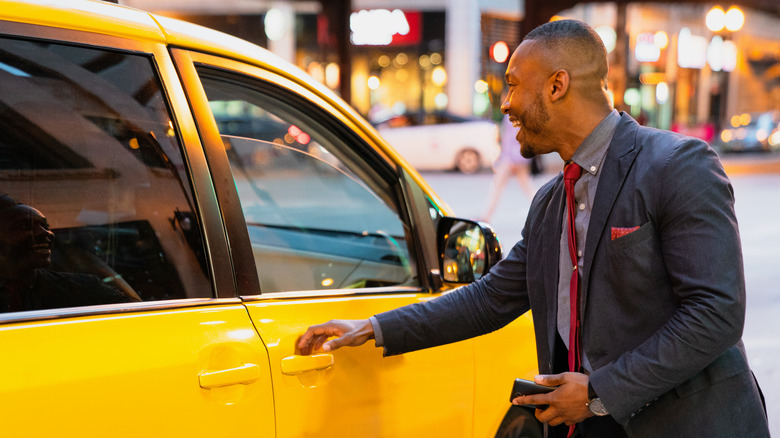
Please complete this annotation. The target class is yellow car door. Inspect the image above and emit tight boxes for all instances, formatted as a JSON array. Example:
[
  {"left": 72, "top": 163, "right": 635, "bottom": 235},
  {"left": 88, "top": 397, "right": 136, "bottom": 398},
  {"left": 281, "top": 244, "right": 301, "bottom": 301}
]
[
  {"left": 173, "top": 49, "right": 481, "bottom": 437},
  {"left": 0, "top": 23, "right": 274, "bottom": 436},
  {"left": 0, "top": 305, "right": 275, "bottom": 437}
]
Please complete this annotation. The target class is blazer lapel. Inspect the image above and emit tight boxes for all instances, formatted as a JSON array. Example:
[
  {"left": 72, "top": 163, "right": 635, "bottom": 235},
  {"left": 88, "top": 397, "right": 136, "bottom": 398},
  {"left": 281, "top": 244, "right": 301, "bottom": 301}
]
[{"left": 580, "top": 114, "right": 642, "bottom": 312}]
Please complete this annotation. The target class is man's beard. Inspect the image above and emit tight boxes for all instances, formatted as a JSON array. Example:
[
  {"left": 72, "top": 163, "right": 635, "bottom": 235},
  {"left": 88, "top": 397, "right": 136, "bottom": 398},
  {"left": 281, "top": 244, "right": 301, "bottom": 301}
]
[{"left": 518, "top": 91, "right": 549, "bottom": 159}]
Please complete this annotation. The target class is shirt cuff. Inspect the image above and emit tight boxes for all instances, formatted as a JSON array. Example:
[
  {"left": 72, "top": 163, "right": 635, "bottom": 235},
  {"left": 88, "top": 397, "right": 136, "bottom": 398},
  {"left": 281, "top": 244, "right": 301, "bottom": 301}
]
[{"left": 369, "top": 315, "right": 384, "bottom": 347}]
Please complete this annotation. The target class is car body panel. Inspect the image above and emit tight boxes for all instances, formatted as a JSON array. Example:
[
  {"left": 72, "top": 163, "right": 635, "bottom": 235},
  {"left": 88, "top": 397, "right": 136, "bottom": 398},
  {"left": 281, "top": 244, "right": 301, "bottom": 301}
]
[
  {"left": 0, "top": 302, "right": 276, "bottom": 436},
  {"left": 0, "top": 1, "right": 538, "bottom": 437},
  {"left": 244, "top": 292, "right": 474, "bottom": 437},
  {"left": 0, "top": 0, "right": 165, "bottom": 42}
]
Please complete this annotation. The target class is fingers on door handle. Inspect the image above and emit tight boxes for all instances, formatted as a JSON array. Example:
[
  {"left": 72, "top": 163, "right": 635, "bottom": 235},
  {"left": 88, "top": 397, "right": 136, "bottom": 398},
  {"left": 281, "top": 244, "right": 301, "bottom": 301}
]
[{"left": 281, "top": 354, "right": 334, "bottom": 375}]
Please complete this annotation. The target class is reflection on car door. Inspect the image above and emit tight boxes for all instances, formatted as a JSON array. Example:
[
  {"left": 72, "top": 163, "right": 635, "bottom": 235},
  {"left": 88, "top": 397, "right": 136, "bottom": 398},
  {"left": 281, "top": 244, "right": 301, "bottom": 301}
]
[
  {"left": 0, "top": 33, "right": 274, "bottom": 437},
  {"left": 178, "top": 51, "right": 480, "bottom": 437}
]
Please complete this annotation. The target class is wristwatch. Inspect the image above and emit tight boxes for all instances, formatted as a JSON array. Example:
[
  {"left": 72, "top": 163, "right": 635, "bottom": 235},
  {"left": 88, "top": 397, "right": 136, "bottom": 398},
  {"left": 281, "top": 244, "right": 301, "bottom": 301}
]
[{"left": 587, "top": 382, "right": 609, "bottom": 416}]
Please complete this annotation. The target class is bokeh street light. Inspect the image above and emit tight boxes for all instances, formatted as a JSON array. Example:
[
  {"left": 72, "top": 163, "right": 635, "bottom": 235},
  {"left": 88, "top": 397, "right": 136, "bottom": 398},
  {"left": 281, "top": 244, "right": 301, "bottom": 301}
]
[
  {"left": 725, "top": 7, "right": 745, "bottom": 32},
  {"left": 706, "top": 6, "right": 744, "bottom": 32}
]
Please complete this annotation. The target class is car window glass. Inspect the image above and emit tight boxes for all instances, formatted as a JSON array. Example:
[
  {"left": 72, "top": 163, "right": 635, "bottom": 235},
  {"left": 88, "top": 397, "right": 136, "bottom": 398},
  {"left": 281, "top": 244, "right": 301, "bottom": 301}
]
[
  {"left": 0, "top": 37, "right": 212, "bottom": 314},
  {"left": 198, "top": 71, "right": 418, "bottom": 292}
]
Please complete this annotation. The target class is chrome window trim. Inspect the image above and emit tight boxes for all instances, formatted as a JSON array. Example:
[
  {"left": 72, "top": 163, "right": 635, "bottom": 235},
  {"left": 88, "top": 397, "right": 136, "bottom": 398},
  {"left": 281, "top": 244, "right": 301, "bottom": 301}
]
[
  {"left": 239, "top": 286, "right": 426, "bottom": 302},
  {"left": 0, "top": 298, "right": 242, "bottom": 326}
]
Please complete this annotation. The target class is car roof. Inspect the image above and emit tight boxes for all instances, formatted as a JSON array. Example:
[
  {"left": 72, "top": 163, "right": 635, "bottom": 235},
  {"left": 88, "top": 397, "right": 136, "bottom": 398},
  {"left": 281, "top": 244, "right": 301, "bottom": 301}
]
[{"left": 0, "top": 0, "right": 336, "bottom": 105}]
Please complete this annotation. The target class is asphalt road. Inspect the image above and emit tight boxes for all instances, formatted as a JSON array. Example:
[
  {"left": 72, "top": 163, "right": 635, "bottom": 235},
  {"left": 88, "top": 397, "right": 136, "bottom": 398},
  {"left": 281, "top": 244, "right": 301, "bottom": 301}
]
[{"left": 420, "top": 156, "right": 780, "bottom": 435}]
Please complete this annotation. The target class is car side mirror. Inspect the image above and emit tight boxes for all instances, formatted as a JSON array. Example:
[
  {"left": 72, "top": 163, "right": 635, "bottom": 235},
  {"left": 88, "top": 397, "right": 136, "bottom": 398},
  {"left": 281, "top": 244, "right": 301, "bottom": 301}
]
[{"left": 437, "top": 217, "right": 502, "bottom": 283}]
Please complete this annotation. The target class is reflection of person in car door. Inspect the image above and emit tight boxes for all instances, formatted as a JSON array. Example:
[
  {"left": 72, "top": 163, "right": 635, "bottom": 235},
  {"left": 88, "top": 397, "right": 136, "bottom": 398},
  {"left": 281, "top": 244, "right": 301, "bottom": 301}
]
[
  {"left": 0, "top": 195, "right": 137, "bottom": 313},
  {"left": 481, "top": 113, "right": 536, "bottom": 222}
]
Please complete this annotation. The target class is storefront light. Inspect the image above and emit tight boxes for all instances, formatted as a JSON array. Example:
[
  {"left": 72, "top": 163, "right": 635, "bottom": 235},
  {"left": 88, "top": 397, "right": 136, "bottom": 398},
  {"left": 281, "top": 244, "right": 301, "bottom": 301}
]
[
  {"left": 595, "top": 26, "right": 617, "bottom": 54},
  {"left": 378, "top": 55, "right": 391, "bottom": 68},
  {"left": 394, "top": 53, "right": 408, "bottom": 67},
  {"left": 722, "top": 40, "right": 737, "bottom": 72},
  {"left": 325, "top": 63, "right": 340, "bottom": 89},
  {"left": 307, "top": 62, "right": 325, "bottom": 83},
  {"left": 624, "top": 88, "right": 640, "bottom": 106},
  {"left": 419, "top": 54, "right": 431, "bottom": 68},
  {"left": 264, "top": 8, "right": 287, "bottom": 41},
  {"left": 656, "top": 82, "right": 669, "bottom": 104},
  {"left": 432, "top": 66, "right": 447, "bottom": 87},
  {"left": 434, "top": 93, "right": 448, "bottom": 109},
  {"left": 635, "top": 33, "right": 660, "bottom": 63},
  {"left": 654, "top": 31, "right": 669, "bottom": 49},
  {"left": 474, "top": 92, "right": 490, "bottom": 115},
  {"left": 677, "top": 28, "right": 708, "bottom": 69},
  {"left": 491, "top": 41, "right": 510, "bottom": 63},
  {"left": 367, "top": 76, "right": 380, "bottom": 90},
  {"left": 769, "top": 130, "right": 780, "bottom": 147},
  {"left": 706, "top": 6, "right": 726, "bottom": 32},
  {"left": 474, "top": 79, "right": 489, "bottom": 94},
  {"left": 430, "top": 53, "right": 442, "bottom": 65},
  {"left": 725, "top": 7, "right": 745, "bottom": 32},
  {"left": 624, "top": 88, "right": 641, "bottom": 117},
  {"left": 350, "top": 9, "right": 410, "bottom": 46},
  {"left": 708, "top": 36, "right": 724, "bottom": 71}
]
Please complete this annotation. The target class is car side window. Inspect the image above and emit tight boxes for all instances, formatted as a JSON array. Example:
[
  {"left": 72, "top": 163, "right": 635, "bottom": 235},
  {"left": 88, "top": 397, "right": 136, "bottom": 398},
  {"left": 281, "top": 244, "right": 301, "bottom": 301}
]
[
  {"left": 197, "top": 70, "right": 418, "bottom": 292},
  {"left": 0, "top": 37, "right": 212, "bottom": 314}
]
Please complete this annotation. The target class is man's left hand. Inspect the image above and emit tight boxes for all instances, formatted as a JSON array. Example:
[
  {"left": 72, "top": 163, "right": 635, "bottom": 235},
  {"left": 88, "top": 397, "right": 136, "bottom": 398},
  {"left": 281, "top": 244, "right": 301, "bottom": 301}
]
[{"left": 511, "top": 372, "right": 594, "bottom": 426}]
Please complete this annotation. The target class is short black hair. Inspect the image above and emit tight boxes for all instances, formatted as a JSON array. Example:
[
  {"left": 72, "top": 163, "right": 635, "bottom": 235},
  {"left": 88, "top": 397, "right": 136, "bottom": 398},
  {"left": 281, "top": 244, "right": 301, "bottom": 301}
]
[
  {"left": 524, "top": 19, "right": 603, "bottom": 48},
  {"left": 523, "top": 19, "right": 609, "bottom": 85}
]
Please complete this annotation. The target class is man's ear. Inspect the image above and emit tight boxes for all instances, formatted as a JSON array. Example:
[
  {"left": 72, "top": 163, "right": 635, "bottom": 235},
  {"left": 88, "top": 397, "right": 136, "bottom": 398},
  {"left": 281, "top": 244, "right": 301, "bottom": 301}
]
[{"left": 548, "top": 69, "right": 569, "bottom": 102}]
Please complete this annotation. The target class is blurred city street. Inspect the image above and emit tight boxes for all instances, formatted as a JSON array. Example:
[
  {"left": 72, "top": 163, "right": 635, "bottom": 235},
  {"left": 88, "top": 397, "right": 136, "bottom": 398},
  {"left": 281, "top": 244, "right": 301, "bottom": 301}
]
[{"left": 422, "top": 154, "right": 780, "bottom": 436}]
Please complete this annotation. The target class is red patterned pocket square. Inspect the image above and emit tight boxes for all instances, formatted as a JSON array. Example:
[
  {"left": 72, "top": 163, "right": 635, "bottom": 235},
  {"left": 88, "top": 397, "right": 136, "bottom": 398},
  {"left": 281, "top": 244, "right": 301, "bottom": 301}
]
[{"left": 611, "top": 226, "right": 640, "bottom": 240}]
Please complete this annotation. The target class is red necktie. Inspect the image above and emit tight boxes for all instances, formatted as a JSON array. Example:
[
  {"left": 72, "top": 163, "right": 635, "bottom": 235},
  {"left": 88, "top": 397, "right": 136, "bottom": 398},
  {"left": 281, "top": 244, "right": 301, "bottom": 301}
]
[
  {"left": 564, "top": 162, "right": 583, "bottom": 438},
  {"left": 564, "top": 162, "right": 583, "bottom": 373}
]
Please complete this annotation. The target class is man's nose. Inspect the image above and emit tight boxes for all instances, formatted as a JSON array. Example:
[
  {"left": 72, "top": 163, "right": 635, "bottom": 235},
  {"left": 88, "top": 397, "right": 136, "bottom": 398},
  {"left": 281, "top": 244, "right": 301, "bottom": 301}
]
[
  {"left": 500, "top": 101, "right": 510, "bottom": 114},
  {"left": 35, "top": 226, "right": 54, "bottom": 241}
]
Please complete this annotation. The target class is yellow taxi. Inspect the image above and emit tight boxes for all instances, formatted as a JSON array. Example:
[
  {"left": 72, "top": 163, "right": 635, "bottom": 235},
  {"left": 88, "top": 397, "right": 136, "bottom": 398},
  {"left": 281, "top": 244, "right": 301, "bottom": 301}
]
[{"left": 0, "top": 1, "right": 537, "bottom": 436}]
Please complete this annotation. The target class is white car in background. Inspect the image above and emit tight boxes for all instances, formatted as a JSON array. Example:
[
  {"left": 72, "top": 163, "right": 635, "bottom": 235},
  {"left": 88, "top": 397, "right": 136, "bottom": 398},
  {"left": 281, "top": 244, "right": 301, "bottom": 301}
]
[{"left": 374, "top": 111, "right": 500, "bottom": 174}]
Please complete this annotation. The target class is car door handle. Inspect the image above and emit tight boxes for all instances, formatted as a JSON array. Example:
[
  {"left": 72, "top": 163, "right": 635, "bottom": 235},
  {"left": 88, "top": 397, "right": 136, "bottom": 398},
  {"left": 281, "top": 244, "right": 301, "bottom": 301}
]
[
  {"left": 198, "top": 363, "right": 262, "bottom": 389},
  {"left": 280, "top": 354, "right": 334, "bottom": 375}
]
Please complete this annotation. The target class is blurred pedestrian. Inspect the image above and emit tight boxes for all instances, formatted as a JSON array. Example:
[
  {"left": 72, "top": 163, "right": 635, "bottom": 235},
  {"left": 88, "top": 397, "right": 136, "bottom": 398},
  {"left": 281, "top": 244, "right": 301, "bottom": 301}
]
[{"left": 481, "top": 113, "right": 536, "bottom": 222}]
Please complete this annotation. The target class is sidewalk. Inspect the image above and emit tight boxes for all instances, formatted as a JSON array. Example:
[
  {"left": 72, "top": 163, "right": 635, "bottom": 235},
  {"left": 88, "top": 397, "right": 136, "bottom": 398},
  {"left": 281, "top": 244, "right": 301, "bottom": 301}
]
[{"left": 720, "top": 152, "right": 780, "bottom": 175}]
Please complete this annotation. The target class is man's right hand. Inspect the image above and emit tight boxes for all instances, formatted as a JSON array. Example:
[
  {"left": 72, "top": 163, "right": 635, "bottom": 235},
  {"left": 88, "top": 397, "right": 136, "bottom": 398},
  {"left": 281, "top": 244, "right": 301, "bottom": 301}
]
[{"left": 297, "top": 319, "right": 375, "bottom": 355}]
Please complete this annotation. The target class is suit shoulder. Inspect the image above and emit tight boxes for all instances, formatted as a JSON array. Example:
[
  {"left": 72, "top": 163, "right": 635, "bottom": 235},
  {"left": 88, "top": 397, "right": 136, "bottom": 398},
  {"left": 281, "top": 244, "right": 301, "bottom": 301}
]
[{"left": 630, "top": 125, "right": 721, "bottom": 179}]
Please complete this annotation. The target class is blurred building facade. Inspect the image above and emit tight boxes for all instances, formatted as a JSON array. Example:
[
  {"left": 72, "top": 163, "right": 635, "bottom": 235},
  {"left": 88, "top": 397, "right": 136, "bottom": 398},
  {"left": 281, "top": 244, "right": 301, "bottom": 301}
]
[
  {"left": 559, "top": 2, "right": 780, "bottom": 144},
  {"left": 121, "top": 0, "right": 779, "bottom": 139},
  {"left": 122, "top": 0, "right": 522, "bottom": 121}
]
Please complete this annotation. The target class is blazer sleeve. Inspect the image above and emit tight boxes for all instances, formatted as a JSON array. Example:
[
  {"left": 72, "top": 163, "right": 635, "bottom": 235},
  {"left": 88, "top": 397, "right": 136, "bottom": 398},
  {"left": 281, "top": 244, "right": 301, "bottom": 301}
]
[
  {"left": 375, "top": 226, "right": 533, "bottom": 356},
  {"left": 590, "top": 136, "right": 746, "bottom": 424}
]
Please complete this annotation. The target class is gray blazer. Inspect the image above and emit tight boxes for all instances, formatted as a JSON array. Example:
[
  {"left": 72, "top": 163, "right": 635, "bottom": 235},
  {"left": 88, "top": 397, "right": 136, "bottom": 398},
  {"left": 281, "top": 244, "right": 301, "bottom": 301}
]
[{"left": 375, "top": 113, "right": 769, "bottom": 437}]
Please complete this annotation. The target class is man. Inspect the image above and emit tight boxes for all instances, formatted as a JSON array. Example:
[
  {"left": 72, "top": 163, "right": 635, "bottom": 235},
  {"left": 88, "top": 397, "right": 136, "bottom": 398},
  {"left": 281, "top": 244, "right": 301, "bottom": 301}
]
[
  {"left": 298, "top": 20, "right": 769, "bottom": 437},
  {"left": 0, "top": 195, "right": 135, "bottom": 312}
]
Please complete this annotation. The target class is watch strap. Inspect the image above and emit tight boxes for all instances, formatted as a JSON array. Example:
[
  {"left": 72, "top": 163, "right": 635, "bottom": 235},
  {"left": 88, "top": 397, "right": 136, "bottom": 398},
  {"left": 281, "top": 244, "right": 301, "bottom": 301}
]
[{"left": 587, "top": 381, "right": 597, "bottom": 400}]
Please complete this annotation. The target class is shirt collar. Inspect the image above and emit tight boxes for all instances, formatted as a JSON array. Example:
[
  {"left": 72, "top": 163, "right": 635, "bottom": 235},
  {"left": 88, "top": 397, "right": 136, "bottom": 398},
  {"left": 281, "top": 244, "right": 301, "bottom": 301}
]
[{"left": 570, "top": 109, "right": 620, "bottom": 176}]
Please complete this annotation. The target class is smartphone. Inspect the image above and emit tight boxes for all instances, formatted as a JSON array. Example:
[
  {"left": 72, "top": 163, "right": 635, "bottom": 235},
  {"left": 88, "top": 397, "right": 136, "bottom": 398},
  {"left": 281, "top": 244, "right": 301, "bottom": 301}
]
[{"left": 509, "top": 378, "right": 557, "bottom": 405}]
